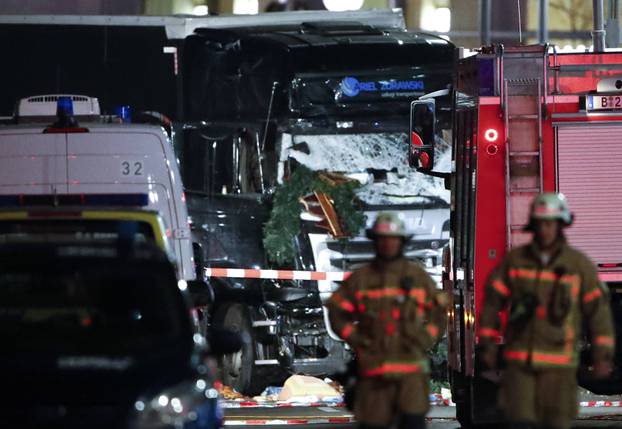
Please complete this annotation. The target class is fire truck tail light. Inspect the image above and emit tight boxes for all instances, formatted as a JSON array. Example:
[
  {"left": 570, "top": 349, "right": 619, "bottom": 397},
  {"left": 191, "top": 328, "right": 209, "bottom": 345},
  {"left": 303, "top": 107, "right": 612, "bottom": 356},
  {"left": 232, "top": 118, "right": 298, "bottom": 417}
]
[
  {"left": 486, "top": 144, "right": 499, "bottom": 156},
  {"left": 419, "top": 152, "right": 431, "bottom": 169},
  {"left": 484, "top": 128, "right": 499, "bottom": 142},
  {"left": 411, "top": 131, "right": 424, "bottom": 147},
  {"left": 599, "top": 263, "right": 622, "bottom": 268}
]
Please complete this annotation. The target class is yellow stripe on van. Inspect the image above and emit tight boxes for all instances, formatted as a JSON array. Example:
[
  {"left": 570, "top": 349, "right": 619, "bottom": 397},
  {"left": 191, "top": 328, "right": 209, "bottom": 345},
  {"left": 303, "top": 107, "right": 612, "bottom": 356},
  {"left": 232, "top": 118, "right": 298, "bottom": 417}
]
[
  {"left": 80, "top": 211, "right": 167, "bottom": 250},
  {"left": 0, "top": 211, "right": 28, "bottom": 220},
  {"left": 0, "top": 210, "right": 167, "bottom": 251}
]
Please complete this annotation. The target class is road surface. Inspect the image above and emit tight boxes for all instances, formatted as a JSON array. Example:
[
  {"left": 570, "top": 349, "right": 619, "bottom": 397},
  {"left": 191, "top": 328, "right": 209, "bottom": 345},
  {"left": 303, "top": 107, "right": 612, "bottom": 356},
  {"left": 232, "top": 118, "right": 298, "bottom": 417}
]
[{"left": 224, "top": 404, "right": 622, "bottom": 428}]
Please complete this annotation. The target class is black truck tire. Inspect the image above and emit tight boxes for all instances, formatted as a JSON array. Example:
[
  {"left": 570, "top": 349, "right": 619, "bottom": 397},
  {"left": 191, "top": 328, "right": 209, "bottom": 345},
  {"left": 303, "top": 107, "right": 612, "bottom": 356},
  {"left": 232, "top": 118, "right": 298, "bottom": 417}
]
[{"left": 214, "top": 303, "right": 266, "bottom": 396}]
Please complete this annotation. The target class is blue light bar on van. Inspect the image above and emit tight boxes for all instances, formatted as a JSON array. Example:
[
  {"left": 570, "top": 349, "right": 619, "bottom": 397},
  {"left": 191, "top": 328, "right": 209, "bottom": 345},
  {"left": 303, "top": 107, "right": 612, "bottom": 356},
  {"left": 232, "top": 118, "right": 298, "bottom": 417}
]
[
  {"left": 57, "top": 96, "right": 74, "bottom": 117},
  {"left": 0, "top": 193, "right": 149, "bottom": 207},
  {"left": 114, "top": 105, "right": 132, "bottom": 123}
]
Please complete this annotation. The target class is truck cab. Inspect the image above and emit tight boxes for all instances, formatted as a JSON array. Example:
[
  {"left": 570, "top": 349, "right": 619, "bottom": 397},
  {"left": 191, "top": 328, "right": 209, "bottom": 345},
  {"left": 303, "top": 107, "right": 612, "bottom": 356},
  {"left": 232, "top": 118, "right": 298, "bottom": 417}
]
[{"left": 177, "top": 10, "right": 455, "bottom": 394}]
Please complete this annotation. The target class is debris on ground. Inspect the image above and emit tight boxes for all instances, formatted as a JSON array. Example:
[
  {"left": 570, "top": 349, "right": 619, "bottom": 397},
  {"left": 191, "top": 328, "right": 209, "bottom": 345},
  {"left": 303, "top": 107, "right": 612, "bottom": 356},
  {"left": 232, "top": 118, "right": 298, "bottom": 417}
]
[
  {"left": 218, "top": 377, "right": 344, "bottom": 409},
  {"left": 218, "top": 385, "right": 248, "bottom": 401},
  {"left": 326, "top": 378, "right": 345, "bottom": 396},
  {"left": 277, "top": 375, "right": 342, "bottom": 402}
]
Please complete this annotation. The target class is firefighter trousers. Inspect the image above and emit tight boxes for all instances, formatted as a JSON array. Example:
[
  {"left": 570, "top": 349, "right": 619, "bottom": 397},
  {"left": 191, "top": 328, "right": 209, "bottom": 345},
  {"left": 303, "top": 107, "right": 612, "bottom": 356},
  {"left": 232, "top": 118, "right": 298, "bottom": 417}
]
[
  {"left": 500, "top": 365, "right": 578, "bottom": 429},
  {"left": 354, "top": 374, "right": 430, "bottom": 427}
]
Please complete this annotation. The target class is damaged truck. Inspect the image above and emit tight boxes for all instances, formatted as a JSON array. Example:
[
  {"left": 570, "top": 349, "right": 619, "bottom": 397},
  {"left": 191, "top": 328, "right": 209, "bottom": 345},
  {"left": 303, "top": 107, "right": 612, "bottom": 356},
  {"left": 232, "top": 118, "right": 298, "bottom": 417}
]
[{"left": 176, "top": 9, "right": 456, "bottom": 394}]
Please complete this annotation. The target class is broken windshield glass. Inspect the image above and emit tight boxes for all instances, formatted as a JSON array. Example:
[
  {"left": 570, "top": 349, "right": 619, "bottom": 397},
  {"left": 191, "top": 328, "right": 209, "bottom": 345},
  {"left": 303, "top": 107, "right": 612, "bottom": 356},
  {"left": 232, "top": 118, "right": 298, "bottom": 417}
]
[{"left": 285, "top": 133, "right": 450, "bottom": 206}]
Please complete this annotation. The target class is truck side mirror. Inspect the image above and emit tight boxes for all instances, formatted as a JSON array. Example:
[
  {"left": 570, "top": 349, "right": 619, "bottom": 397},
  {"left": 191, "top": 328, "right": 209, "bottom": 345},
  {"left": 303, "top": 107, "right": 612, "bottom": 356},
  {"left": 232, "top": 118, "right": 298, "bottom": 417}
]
[{"left": 409, "top": 99, "right": 436, "bottom": 172}]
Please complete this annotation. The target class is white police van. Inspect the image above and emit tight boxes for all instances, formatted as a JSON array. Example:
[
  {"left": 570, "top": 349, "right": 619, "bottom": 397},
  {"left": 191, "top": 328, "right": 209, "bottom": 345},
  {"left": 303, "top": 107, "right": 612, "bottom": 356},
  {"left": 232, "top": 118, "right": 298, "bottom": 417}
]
[{"left": 0, "top": 94, "right": 195, "bottom": 280}]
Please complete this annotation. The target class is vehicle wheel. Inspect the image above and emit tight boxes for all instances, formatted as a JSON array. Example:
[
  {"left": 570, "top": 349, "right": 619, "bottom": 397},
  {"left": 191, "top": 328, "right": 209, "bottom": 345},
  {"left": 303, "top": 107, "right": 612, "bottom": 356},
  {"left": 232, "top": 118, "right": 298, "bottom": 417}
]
[{"left": 214, "top": 303, "right": 263, "bottom": 396}]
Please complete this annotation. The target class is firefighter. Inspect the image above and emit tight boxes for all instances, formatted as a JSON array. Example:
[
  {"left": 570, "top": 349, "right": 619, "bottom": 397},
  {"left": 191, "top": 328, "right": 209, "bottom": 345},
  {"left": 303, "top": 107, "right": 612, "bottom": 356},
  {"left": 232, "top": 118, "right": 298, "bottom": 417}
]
[
  {"left": 327, "top": 213, "right": 447, "bottom": 429},
  {"left": 479, "top": 193, "right": 615, "bottom": 429}
]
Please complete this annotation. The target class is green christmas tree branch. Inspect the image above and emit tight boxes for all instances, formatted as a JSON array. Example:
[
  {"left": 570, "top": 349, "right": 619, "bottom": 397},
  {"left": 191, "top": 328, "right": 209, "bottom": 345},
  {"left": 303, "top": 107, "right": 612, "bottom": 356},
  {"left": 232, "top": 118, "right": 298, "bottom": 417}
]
[{"left": 263, "top": 166, "right": 366, "bottom": 265}]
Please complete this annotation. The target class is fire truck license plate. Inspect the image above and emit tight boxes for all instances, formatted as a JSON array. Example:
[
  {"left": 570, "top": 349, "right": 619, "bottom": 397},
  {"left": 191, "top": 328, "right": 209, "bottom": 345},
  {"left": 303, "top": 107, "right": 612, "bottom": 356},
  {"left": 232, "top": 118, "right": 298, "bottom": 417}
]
[{"left": 587, "top": 95, "right": 622, "bottom": 111}]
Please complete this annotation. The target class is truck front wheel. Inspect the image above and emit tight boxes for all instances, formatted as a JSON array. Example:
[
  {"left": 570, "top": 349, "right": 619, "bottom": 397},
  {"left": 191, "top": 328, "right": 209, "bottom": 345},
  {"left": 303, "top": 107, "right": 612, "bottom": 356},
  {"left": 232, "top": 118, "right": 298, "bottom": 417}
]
[{"left": 214, "top": 303, "right": 261, "bottom": 395}]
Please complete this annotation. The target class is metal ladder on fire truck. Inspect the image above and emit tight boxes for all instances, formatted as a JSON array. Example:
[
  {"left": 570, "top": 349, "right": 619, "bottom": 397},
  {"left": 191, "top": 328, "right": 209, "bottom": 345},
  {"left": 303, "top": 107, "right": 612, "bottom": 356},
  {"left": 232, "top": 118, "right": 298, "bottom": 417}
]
[{"left": 501, "top": 45, "right": 548, "bottom": 248}]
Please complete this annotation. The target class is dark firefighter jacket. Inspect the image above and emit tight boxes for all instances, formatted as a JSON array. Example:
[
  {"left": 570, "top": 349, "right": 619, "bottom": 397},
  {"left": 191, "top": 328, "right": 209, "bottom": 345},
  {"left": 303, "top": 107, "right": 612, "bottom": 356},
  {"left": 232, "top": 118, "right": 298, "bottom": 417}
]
[
  {"left": 327, "top": 257, "right": 447, "bottom": 378},
  {"left": 479, "top": 240, "right": 615, "bottom": 368}
]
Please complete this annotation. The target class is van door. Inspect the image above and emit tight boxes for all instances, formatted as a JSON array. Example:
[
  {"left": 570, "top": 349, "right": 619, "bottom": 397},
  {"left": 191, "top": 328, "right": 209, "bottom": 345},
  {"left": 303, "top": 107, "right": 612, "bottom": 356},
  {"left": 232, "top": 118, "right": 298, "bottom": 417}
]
[
  {"left": 0, "top": 131, "right": 67, "bottom": 194},
  {"left": 66, "top": 129, "right": 194, "bottom": 280}
]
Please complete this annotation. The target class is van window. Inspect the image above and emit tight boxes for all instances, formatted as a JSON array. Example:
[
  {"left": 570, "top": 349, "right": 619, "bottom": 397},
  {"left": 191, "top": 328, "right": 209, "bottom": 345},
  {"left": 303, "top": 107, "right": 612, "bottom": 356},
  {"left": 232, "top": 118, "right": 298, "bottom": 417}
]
[{"left": 0, "top": 220, "right": 155, "bottom": 244}]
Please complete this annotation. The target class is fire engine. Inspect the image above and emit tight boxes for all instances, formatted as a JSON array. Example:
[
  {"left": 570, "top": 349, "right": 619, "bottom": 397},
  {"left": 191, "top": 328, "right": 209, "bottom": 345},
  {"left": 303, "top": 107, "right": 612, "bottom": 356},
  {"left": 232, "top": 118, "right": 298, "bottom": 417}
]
[{"left": 410, "top": 44, "right": 622, "bottom": 426}]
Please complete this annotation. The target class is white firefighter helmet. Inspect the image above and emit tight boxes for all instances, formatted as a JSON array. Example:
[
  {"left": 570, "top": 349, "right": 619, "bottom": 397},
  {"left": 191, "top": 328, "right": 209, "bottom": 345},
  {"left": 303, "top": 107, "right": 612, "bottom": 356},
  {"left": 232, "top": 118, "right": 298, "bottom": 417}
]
[
  {"left": 529, "top": 193, "right": 574, "bottom": 227},
  {"left": 366, "top": 212, "right": 413, "bottom": 240}
]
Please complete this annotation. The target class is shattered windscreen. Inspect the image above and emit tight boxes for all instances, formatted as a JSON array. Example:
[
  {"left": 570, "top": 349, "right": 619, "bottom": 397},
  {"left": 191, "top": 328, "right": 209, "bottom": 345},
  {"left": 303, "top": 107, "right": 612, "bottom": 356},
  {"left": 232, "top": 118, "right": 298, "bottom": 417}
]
[{"left": 286, "top": 133, "right": 450, "bottom": 206}]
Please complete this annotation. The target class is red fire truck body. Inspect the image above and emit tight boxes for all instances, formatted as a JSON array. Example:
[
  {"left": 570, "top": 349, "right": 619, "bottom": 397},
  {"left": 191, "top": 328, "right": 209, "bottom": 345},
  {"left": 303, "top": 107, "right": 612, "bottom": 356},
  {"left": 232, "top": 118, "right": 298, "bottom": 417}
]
[{"left": 413, "top": 45, "right": 622, "bottom": 426}]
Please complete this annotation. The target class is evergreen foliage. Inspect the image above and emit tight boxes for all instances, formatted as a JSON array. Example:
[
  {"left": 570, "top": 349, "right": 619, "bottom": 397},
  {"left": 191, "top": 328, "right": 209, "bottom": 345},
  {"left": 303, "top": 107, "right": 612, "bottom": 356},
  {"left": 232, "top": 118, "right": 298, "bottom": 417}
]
[{"left": 263, "top": 166, "right": 366, "bottom": 265}]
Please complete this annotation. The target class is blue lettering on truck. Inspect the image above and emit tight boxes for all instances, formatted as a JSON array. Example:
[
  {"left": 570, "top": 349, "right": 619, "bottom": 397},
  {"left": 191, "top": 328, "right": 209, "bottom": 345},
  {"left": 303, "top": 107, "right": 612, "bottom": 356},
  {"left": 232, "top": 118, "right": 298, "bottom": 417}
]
[{"left": 340, "top": 76, "right": 424, "bottom": 97}]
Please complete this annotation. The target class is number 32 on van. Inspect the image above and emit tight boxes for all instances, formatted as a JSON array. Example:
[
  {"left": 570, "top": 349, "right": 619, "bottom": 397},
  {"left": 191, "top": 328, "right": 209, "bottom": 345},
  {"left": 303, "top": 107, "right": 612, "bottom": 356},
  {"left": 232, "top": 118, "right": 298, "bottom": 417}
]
[{"left": 121, "top": 161, "right": 144, "bottom": 176}]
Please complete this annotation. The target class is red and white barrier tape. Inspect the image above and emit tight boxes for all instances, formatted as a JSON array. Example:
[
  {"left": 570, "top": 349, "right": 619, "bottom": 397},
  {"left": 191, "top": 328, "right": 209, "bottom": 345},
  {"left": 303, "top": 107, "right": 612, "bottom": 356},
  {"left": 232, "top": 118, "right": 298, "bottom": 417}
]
[
  {"left": 221, "top": 401, "right": 345, "bottom": 409},
  {"left": 205, "top": 268, "right": 351, "bottom": 282},
  {"left": 580, "top": 400, "right": 622, "bottom": 408},
  {"left": 206, "top": 268, "right": 620, "bottom": 283},
  {"left": 224, "top": 416, "right": 356, "bottom": 426},
  {"left": 223, "top": 397, "right": 455, "bottom": 409}
]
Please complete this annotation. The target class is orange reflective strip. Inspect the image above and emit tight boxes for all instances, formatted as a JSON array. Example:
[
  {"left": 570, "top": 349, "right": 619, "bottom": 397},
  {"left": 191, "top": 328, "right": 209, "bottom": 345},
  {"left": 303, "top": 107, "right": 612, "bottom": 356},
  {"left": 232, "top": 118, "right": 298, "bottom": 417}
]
[
  {"left": 504, "top": 350, "right": 572, "bottom": 365},
  {"left": 492, "top": 279, "right": 511, "bottom": 297},
  {"left": 509, "top": 268, "right": 538, "bottom": 280},
  {"left": 595, "top": 336, "right": 615, "bottom": 347},
  {"left": 565, "top": 327, "right": 575, "bottom": 352},
  {"left": 509, "top": 269, "right": 579, "bottom": 286},
  {"left": 540, "top": 271, "right": 562, "bottom": 282},
  {"left": 571, "top": 285, "right": 579, "bottom": 298},
  {"left": 364, "top": 363, "right": 422, "bottom": 376},
  {"left": 504, "top": 350, "right": 529, "bottom": 361},
  {"left": 479, "top": 327, "right": 501, "bottom": 338},
  {"left": 583, "top": 288, "right": 603, "bottom": 304},
  {"left": 356, "top": 288, "right": 428, "bottom": 301},
  {"left": 561, "top": 274, "right": 580, "bottom": 285},
  {"left": 341, "top": 324, "right": 354, "bottom": 339},
  {"left": 533, "top": 352, "right": 572, "bottom": 365},
  {"left": 339, "top": 300, "right": 356, "bottom": 313},
  {"left": 392, "top": 308, "right": 401, "bottom": 320},
  {"left": 427, "top": 324, "right": 439, "bottom": 338},
  {"left": 409, "top": 288, "right": 426, "bottom": 300},
  {"left": 356, "top": 288, "right": 404, "bottom": 300}
]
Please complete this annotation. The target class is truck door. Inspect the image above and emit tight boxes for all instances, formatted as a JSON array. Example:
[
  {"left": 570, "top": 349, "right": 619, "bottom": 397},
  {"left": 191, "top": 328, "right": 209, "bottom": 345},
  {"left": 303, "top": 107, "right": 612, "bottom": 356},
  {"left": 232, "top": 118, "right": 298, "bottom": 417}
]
[{"left": 0, "top": 132, "right": 67, "bottom": 194}]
